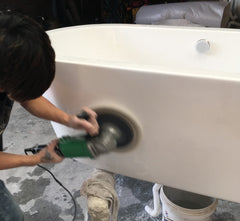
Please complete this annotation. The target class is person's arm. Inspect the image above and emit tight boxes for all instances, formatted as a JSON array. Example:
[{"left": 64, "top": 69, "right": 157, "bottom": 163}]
[
  {"left": 0, "top": 152, "right": 40, "bottom": 169},
  {"left": 0, "top": 140, "right": 62, "bottom": 170},
  {"left": 21, "top": 96, "right": 99, "bottom": 136}
]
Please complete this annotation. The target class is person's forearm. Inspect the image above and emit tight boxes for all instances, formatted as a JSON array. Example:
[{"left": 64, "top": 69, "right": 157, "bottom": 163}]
[
  {"left": 21, "top": 96, "right": 70, "bottom": 126},
  {"left": 0, "top": 152, "right": 40, "bottom": 170},
  {"left": 21, "top": 96, "right": 99, "bottom": 136}
]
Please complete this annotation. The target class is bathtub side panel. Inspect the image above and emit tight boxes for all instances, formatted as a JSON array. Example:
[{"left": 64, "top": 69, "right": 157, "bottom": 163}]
[{"left": 45, "top": 62, "right": 240, "bottom": 203}]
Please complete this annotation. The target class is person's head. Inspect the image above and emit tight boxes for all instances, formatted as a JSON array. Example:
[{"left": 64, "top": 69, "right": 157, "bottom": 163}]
[{"left": 0, "top": 12, "right": 55, "bottom": 102}]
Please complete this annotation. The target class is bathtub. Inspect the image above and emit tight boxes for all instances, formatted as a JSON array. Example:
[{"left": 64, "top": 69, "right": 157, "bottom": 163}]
[{"left": 45, "top": 24, "right": 240, "bottom": 203}]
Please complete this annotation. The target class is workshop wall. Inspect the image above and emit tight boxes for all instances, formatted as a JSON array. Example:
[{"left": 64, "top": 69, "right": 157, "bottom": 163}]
[{"left": 0, "top": 0, "right": 220, "bottom": 30}]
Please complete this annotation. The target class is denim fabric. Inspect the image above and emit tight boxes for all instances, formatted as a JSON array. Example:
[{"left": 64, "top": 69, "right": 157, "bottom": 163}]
[
  {"left": 0, "top": 180, "right": 24, "bottom": 221},
  {"left": 0, "top": 93, "right": 13, "bottom": 136},
  {"left": 0, "top": 93, "right": 13, "bottom": 151},
  {"left": 0, "top": 134, "right": 2, "bottom": 151}
]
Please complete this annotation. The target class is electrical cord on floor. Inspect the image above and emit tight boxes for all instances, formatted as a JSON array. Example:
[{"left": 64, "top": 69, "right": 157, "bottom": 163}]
[{"left": 24, "top": 151, "right": 77, "bottom": 221}]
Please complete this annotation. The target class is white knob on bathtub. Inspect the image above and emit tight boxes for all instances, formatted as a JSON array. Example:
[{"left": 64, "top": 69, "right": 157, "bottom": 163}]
[{"left": 195, "top": 39, "right": 210, "bottom": 53}]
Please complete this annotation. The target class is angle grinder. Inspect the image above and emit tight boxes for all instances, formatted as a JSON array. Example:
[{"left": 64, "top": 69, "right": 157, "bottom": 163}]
[{"left": 24, "top": 108, "right": 139, "bottom": 158}]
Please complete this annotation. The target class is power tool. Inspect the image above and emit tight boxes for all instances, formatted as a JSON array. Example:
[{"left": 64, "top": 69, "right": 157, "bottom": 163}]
[{"left": 24, "top": 108, "right": 139, "bottom": 158}]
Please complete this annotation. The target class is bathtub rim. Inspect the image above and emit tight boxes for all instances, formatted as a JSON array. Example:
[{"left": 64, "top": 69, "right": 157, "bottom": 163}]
[
  {"left": 48, "top": 24, "right": 240, "bottom": 82},
  {"left": 47, "top": 23, "right": 240, "bottom": 35}
]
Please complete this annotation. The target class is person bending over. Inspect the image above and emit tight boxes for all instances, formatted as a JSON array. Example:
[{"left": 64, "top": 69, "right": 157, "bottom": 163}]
[{"left": 0, "top": 12, "right": 99, "bottom": 220}]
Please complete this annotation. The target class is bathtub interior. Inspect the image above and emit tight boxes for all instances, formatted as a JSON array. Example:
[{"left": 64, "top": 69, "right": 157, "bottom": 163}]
[{"left": 48, "top": 24, "right": 240, "bottom": 79}]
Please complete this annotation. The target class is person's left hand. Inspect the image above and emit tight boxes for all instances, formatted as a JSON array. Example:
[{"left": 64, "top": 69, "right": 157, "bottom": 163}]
[{"left": 67, "top": 107, "right": 99, "bottom": 136}]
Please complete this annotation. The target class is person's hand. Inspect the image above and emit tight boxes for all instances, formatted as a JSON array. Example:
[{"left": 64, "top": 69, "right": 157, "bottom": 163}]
[
  {"left": 37, "top": 140, "right": 63, "bottom": 164},
  {"left": 67, "top": 107, "right": 99, "bottom": 136}
]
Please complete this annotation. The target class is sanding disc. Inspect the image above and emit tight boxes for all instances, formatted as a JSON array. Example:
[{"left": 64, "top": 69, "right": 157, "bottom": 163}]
[{"left": 93, "top": 107, "right": 141, "bottom": 149}]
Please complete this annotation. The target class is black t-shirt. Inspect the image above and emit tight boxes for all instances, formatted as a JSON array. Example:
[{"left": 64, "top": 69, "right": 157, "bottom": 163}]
[{"left": 0, "top": 92, "right": 13, "bottom": 136}]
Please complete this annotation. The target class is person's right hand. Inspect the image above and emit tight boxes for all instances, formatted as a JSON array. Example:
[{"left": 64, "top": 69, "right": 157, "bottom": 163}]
[
  {"left": 67, "top": 107, "right": 99, "bottom": 136},
  {"left": 37, "top": 140, "right": 63, "bottom": 164}
]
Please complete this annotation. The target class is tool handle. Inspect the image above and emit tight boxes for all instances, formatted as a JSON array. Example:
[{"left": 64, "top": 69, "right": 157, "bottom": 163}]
[
  {"left": 24, "top": 144, "right": 46, "bottom": 154},
  {"left": 77, "top": 111, "right": 90, "bottom": 121},
  {"left": 24, "top": 143, "right": 64, "bottom": 157},
  {"left": 24, "top": 144, "right": 43, "bottom": 155}
]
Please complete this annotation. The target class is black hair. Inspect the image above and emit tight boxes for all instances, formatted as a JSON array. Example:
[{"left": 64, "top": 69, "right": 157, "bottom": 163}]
[{"left": 0, "top": 11, "right": 55, "bottom": 102}]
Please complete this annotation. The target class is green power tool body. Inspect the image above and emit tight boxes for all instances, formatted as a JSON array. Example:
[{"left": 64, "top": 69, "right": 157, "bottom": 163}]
[
  {"left": 24, "top": 110, "right": 136, "bottom": 158},
  {"left": 56, "top": 135, "right": 93, "bottom": 158}
]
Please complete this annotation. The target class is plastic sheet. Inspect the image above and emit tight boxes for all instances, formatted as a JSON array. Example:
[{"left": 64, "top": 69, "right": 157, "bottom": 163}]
[{"left": 136, "top": 1, "right": 231, "bottom": 27}]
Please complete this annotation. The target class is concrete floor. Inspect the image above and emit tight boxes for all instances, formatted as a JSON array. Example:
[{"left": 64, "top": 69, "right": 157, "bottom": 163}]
[{"left": 1, "top": 102, "right": 240, "bottom": 221}]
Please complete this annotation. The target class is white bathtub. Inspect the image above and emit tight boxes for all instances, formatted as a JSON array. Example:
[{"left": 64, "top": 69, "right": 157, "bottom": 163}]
[{"left": 45, "top": 24, "right": 240, "bottom": 203}]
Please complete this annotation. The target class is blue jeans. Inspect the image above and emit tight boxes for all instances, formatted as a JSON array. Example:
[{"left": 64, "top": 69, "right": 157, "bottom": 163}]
[
  {"left": 0, "top": 134, "right": 3, "bottom": 151},
  {"left": 0, "top": 180, "right": 24, "bottom": 221}
]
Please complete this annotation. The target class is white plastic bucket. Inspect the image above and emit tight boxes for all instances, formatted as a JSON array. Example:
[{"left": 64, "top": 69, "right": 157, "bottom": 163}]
[{"left": 160, "top": 186, "right": 218, "bottom": 221}]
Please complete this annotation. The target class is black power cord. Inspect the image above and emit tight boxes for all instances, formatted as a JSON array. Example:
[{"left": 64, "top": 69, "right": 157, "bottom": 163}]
[{"left": 25, "top": 150, "right": 77, "bottom": 221}]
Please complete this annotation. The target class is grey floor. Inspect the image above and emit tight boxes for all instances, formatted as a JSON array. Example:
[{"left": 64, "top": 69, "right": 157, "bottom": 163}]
[{"left": 1, "top": 102, "right": 240, "bottom": 221}]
